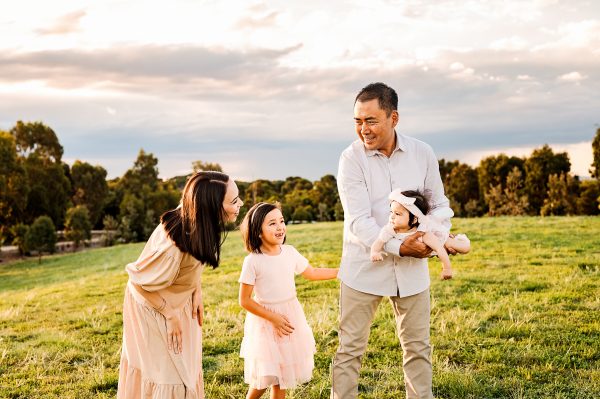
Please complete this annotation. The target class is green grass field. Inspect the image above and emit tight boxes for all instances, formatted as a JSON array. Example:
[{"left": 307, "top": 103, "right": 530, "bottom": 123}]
[{"left": 1, "top": 217, "right": 599, "bottom": 398}]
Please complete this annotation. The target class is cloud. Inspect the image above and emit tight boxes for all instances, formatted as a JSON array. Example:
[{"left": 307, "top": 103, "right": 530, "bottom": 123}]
[
  {"left": 558, "top": 71, "right": 587, "bottom": 82},
  {"left": 35, "top": 9, "right": 86, "bottom": 35},
  {"left": 235, "top": 10, "right": 280, "bottom": 30}
]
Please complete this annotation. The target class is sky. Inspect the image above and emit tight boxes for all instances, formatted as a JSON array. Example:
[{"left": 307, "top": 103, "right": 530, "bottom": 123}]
[{"left": 1, "top": 0, "right": 599, "bottom": 181}]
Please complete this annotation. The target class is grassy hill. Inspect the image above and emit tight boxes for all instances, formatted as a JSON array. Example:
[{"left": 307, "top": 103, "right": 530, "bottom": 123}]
[{"left": 1, "top": 217, "right": 599, "bottom": 398}]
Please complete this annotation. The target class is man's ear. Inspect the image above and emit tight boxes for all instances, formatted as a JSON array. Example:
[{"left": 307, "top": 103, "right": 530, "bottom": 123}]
[{"left": 392, "top": 110, "right": 399, "bottom": 127}]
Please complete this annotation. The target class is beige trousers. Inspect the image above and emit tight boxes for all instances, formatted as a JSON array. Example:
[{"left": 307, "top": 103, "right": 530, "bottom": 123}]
[{"left": 331, "top": 283, "right": 433, "bottom": 399}]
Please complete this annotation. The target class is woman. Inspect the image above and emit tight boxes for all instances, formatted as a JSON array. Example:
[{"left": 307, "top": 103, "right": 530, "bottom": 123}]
[{"left": 117, "top": 171, "right": 243, "bottom": 398}]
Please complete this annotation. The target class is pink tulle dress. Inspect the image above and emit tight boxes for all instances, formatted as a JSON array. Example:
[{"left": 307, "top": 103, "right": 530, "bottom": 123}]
[{"left": 238, "top": 245, "right": 316, "bottom": 390}]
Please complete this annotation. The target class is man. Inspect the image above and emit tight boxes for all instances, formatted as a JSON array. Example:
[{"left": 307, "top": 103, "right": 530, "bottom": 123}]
[{"left": 332, "top": 82, "right": 451, "bottom": 399}]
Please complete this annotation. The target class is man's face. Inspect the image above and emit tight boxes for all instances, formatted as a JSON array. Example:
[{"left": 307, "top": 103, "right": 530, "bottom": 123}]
[{"left": 354, "top": 98, "right": 398, "bottom": 156}]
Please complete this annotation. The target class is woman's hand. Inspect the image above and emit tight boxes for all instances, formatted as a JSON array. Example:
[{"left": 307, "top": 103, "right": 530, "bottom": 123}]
[
  {"left": 270, "top": 313, "right": 295, "bottom": 337},
  {"left": 191, "top": 289, "right": 203, "bottom": 326},
  {"left": 165, "top": 310, "right": 183, "bottom": 354}
]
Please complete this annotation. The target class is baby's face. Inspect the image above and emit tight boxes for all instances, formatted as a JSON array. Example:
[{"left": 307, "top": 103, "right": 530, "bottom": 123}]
[{"left": 389, "top": 201, "right": 411, "bottom": 231}]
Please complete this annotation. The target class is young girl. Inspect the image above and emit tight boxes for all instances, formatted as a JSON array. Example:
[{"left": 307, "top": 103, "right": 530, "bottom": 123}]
[
  {"left": 370, "top": 189, "right": 470, "bottom": 279},
  {"left": 238, "top": 202, "right": 338, "bottom": 399}
]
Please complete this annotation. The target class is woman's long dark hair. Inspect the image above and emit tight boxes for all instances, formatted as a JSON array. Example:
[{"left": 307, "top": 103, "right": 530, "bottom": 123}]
[{"left": 160, "top": 171, "right": 229, "bottom": 268}]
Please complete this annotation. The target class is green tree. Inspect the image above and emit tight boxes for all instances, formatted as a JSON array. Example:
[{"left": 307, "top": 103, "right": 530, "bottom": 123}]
[
  {"left": 64, "top": 205, "right": 92, "bottom": 250},
  {"left": 22, "top": 154, "right": 72, "bottom": 227},
  {"left": 485, "top": 167, "right": 529, "bottom": 216},
  {"left": 541, "top": 173, "right": 574, "bottom": 216},
  {"left": 445, "top": 163, "right": 480, "bottom": 216},
  {"left": 334, "top": 201, "right": 344, "bottom": 221},
  {"left": 438, "top": 159, "right": 459, "bottom": 184},
  {"left": 291, "top": 205, "right": 313, "bottom": 222},
  {"left": 478, "top": 154, "right": 525, "bottom": 211},
  {"left": 70, "top": 161, "right": 109, "bottom": 227},
  {"left": 192, "top": 160, "right": 223, "bottom": 173},
  {"left": 576, "top": 180, "right": 600, "bottom": 215},
  {"left": 10, "top": 121, "right": 71, "bottom": 228},
  {"left": 591, "top": 128, "right": 600, "bottom": 180},
  {"left": 524, "top": 145, "right": 570, "bottom": 215},
  {"left": 312, "top": 175, "right": 339, "bottom": 221},
  {"left": 11, "top": 223, "right": 30, "bottom": 256},
  {"left": 102, "top": 215, "right": 119, "bottom": 246},
  {"left": 0, "top": 131, "right": 29, "bottom": 238},
  {"left": 26, "top": 216, "right": 57, "bottom": 263},
  {"left": 120, "top": 149, "right": 159, "bottom": 193},
  {"left": 118, "top": 194, "right": 155, "bottom": 242},
  {"left": 11, "top": 120, "right": 63, "bottom": 162}
]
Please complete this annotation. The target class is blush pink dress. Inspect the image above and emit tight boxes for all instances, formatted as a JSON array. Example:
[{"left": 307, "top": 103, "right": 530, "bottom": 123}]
[
  {"left": 118, "top": 224, "right": 204, "bottom": 399},
  {"left": 238, "top": 245, "right": 316, "bottom": 390}
]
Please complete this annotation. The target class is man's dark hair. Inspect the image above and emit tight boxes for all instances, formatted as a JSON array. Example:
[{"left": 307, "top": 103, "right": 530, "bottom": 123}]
[
  {"left": 401, "top": 189, "right": 431, "bottom": 228},
  {"left": 355, "top": 82, "right": 398, "bottom": 116}
]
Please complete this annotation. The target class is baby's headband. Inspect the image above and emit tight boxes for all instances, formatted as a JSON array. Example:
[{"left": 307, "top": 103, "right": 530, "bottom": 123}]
[{"left": 388, "top": 189, "right": 425, "bottom": 220}]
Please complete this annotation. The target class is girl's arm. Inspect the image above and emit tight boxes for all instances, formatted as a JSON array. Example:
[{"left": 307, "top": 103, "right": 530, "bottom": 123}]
[
  {"left": 130, "top": 282, "right": 183, "bottom": 353},
  {"left": 238, "top": 283, "right": 294, "bottom": 336},
  {"left": 301, "top": 265, "right": 339, "bottom": 281}
]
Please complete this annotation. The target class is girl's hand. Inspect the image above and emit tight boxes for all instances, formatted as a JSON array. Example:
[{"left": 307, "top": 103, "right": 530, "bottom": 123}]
[
  {"left": 165, "top": 310, "right": 183, "bottom": 354},
  {"left": 191, "top": 289, "right": 203, "bottom": 326},
  {"left": 270, "top": 313, "right": 294, "bottom": 337}
]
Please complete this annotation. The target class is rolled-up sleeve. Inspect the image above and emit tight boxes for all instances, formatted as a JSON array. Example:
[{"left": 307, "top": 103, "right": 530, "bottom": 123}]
[
  {"left": 424, "top": 144, "right": 451, "bottom": 229},
  {"left": 337, "top": 151, "right": 382, "bottom": 248}
]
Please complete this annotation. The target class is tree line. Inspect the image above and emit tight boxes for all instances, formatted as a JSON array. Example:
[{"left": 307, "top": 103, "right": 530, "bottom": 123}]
[{"left": 1, "top": 121, "right": 599, "bottom": 258}]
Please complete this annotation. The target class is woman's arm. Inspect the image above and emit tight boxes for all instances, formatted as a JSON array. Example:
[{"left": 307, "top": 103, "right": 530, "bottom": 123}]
[
  {"left": 130, "top": 282, "right": 183, "bottom": 353},
  {"left": 238, "top": 283, "right": 294, "bottom": 336},
  {"left": 301, "top": 265, "right": 339, "bottom": 281}
]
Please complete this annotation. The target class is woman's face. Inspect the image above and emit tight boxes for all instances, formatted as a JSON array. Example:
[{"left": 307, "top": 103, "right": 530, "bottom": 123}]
[{"left": 222, "top": 179, "right": 243, "bottom": 223}]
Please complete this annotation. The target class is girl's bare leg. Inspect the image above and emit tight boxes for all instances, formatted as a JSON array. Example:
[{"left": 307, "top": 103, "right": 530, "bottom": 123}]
[
  {"left": 247, "top": 387, "right": 267, "bottom": 399},
  {"left": 446, "top": 235, "right": 470, "bottom": 254},
  {"left": 271, "top": 385, "right": 286, "bottom": 399}
]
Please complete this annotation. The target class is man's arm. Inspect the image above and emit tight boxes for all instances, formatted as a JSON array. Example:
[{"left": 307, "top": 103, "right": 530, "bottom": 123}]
[{"left": 337, "top": 150, "right": 382, "bottom": 248}]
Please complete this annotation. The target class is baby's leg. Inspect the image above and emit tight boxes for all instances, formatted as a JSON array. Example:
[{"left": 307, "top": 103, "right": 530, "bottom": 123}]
[
  {"left": 247, "top": 387, "right": 267, "bottom": 399},
  {"left": 271, "top": 385, "right": 286, "bottom": 399},
  {"left": 445, "top": 234, "right": 470, "bottom": 254},
  {"left": 422, "top": 232, "right": 453, "bottom": 280}
]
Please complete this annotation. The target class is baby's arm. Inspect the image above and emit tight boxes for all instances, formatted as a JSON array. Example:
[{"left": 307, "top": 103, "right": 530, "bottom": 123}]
[
  {"left": 421, "top": 232, "right": 453, "bottom": 280},
  {"left": 370, "top": 238, "right": 386, "bottom": 262},
  {"left": 238, "top": 283, "right": 294, "bottom": 336},
  {"left": 301, "top": 265, "right": 338, "bottom": 281}
]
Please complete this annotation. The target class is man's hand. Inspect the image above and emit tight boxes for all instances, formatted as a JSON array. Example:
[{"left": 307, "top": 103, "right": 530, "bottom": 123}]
[{"left": 399, "top": 232, "right": 432, "bottom": 258}]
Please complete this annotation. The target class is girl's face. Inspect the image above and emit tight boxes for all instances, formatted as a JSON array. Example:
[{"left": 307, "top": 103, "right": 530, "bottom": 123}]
[
  {"left": 389, "top": 201, "right": 411, "bottom": 231},
  {"left": 260, "top": 208, "right": 286, "bottom": 247},
  {"left": 222, "top": 179, "right": 243, "bottom": 223}
]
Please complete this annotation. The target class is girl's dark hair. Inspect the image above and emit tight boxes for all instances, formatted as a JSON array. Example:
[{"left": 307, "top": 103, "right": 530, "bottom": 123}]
[
  {"left": 401, "top": 189, "right": 431, "bottom": 229},
  {"left": 160, "top": 171, "right": 230, "bottom": 268},
  {"left": 240, "top": 202, "right": 284, "bottom": 253}
]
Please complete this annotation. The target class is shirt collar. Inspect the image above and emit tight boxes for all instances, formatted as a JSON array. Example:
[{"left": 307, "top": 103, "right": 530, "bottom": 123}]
[{"left": 365, "top": 132, "right": 406, "bottom": 157}]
